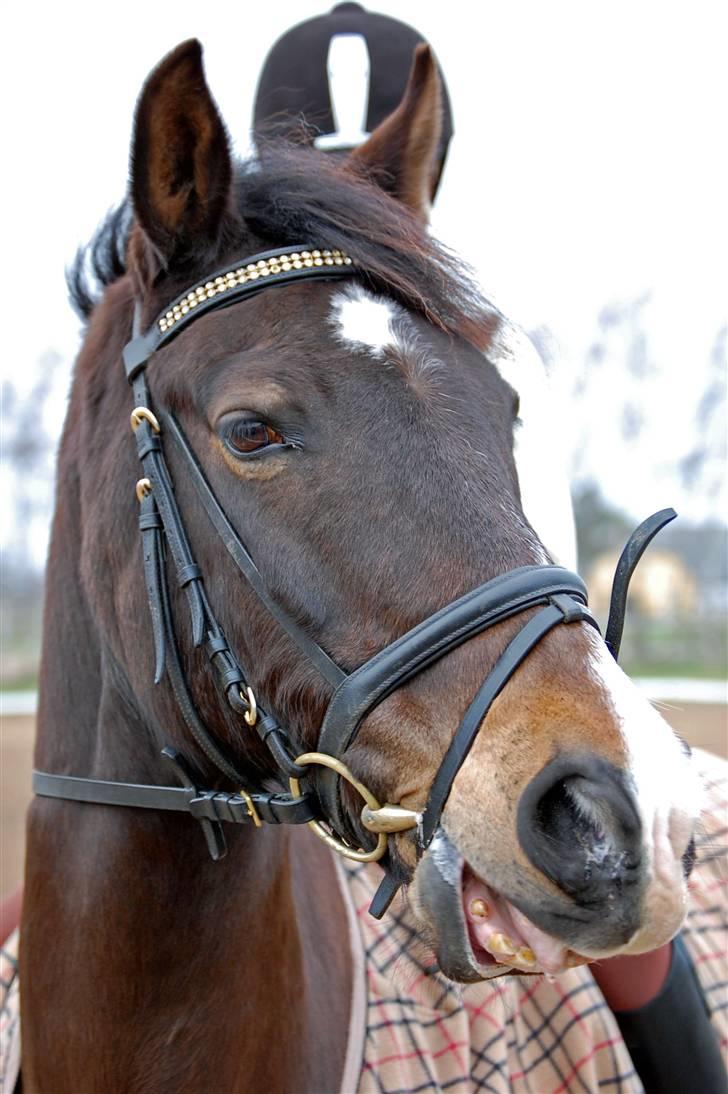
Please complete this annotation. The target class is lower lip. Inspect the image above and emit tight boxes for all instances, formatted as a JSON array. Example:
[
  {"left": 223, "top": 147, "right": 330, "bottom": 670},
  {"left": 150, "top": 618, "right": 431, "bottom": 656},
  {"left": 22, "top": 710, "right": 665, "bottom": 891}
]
[{"left": 460, "top": 865, "right": 586, "bottom": 975}]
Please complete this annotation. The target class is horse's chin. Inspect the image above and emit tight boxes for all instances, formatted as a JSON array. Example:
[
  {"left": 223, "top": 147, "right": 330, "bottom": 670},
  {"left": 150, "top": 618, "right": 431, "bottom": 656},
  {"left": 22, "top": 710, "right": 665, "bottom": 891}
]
[{"left": 410, "top": 828, "right": 675, "bottom": 984}]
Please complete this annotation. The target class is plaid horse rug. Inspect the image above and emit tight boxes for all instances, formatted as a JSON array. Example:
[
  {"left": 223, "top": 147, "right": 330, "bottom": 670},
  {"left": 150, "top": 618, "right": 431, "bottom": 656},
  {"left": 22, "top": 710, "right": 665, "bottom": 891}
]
[
  {"left": 345, "top": 747, "right": 727, "bottom": 1093},
  {"left": 2, "top": 749, "right": 725, "bottom": 1092}
]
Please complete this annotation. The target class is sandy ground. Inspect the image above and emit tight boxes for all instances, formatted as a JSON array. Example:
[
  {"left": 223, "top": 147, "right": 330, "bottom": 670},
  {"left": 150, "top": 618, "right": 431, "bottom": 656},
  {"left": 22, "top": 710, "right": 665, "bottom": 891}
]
[{"left": 2, "top": 704, "right": 726, "bottom": 900}]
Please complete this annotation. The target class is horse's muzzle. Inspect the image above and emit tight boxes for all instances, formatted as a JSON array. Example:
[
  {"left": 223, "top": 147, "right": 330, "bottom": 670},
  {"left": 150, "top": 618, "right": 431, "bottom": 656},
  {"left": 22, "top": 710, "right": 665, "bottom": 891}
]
[
  {"left": 411, "top": 829, "right": 592, "bottom": 982},
  {"left": 516, "top": 753, "right": 644, "bottom": 928},
  {"left": 410, "top": 786, "right": 670, "bottom": 985}
]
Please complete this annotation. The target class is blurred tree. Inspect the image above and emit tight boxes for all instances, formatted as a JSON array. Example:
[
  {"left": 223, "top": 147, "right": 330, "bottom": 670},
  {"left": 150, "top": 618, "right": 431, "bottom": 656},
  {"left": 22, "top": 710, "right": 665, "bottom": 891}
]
[
  {"left": 679, "top": 324, "right": 727, "bottom": 504},
  {"left": 571, "top": 483, "right": 633, "bottom": 575},
  {"left": 1, "top": 349, "right": 61, "bottom": 687},
  {"left": 1, "top": 349, "right": 61, "bottom": 561}
]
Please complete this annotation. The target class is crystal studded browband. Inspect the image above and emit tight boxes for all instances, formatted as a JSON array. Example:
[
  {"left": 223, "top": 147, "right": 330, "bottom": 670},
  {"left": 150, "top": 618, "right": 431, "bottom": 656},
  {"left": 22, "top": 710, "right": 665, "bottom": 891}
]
[
  {"left": 158, "top": 248, "right": 354, "bottom": 333},
  {"left": 122, "top": 245, "right": 356, "bottom": 381}
]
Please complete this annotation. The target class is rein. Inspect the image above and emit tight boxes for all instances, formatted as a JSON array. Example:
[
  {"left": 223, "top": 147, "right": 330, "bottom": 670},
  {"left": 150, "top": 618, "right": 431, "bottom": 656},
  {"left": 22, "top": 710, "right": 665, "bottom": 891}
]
[{"left": 33, "top": 244, "right": 676, "bottom": 917}]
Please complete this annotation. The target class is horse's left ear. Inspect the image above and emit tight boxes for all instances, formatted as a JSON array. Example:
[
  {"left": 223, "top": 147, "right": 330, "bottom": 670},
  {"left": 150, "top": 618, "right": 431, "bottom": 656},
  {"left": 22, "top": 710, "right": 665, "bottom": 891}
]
[
  {"left": 130, "top": 39, "right": 233, "bottom": 273},
  {"left": 347, "top": 44, "right": 442, "bottom": 220}
]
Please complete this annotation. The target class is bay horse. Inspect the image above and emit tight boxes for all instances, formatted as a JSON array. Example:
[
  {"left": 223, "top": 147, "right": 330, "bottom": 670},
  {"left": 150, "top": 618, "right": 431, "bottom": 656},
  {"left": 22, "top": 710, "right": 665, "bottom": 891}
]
[{"left": 20, "top": 40, "right": 701, "bottom": 1091}]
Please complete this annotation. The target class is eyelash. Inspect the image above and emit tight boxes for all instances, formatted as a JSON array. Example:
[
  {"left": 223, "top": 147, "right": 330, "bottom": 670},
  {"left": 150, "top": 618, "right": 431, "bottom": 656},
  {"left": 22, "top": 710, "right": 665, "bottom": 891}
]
[{"left": 222, "top": 418, "right": 289, "bottom": 459}]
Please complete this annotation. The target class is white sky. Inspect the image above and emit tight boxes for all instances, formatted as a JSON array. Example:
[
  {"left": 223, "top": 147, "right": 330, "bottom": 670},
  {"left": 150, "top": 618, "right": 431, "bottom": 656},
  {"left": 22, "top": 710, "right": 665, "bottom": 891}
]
[{"left": 2, "top": 0, "right": 726, "bottom": 563}]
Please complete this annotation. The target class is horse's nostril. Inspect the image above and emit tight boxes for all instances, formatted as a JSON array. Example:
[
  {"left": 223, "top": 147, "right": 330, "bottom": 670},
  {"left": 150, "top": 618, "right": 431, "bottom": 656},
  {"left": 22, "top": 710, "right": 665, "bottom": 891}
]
[
  {"left": 535, "top": 776, "right": 606, "bottom": 859},
  {"left": 518, "top": 755, "right": 643, "bottom": 904}
]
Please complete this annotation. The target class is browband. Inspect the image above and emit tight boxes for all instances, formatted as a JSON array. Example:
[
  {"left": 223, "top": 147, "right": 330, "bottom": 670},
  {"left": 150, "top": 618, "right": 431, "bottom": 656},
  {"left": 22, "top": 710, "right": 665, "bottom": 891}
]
[{"left": 123, "top": 246, "right": 354, "bottom": 381}]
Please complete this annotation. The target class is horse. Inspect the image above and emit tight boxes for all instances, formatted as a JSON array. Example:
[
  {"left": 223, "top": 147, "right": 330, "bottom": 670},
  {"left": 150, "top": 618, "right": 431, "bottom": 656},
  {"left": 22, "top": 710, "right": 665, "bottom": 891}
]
[{"left": 19, "top": 40, "right": 703, "bottom": 1091}]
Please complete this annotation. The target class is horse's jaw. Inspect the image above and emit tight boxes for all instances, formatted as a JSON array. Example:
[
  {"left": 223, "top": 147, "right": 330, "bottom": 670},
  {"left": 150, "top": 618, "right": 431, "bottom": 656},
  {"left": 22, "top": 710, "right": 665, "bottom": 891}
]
[
  {"left": 408, "top": 826, "right": 690, "bottom": 985},
  {"left": 408, "top": 829, "right": 587, "bottom": 983}
]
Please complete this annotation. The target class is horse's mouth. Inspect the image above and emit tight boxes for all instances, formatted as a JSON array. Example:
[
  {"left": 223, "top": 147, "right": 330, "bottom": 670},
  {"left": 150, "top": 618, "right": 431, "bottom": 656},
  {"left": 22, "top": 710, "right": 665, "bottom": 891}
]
[
  {"left": 413, "top": 829, "right": 591, "bottom": 983},
  {"left": 460, "top": 865, "right": 590, "bottom": 976}
]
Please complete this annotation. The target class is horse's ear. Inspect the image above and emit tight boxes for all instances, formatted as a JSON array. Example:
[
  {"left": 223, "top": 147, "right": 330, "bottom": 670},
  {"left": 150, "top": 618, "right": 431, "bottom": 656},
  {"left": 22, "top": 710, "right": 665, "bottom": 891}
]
[
  {"left": 130, "top": 39, "right": 233, "bottom": 273},
  {"left": 347, "top": 44, "right": 442, "bottom": 220}
]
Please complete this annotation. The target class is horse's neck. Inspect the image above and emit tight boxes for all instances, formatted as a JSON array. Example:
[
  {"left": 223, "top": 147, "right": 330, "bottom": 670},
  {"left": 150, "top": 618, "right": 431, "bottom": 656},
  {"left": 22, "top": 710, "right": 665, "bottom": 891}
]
[
  {"left": 27, "top": 293, "right": 353, "bottom": 1089},
  {"left": 35, "top": 447, "right": 152, "bottom": 778},
  {"left": 35, "top": 432, "right": 103, "bottom": 772},
  {"left": 30, "top": 361, "right": 353, "bottom": 1089},
  {"left": 36, "top": 286, "right": 139, "bottom": 773},
  {"left": 24, "top": 777, "right": 353, "bottom": 1090},
  {"left": 31, "top": 531, "right": 353, "bottom": 1088}
]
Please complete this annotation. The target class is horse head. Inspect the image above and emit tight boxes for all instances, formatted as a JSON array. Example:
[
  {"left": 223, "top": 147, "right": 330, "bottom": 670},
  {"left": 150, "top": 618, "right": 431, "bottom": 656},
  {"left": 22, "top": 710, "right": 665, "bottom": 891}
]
[{"left": 61, "top": 39, "right": 699, "bottom": 985}]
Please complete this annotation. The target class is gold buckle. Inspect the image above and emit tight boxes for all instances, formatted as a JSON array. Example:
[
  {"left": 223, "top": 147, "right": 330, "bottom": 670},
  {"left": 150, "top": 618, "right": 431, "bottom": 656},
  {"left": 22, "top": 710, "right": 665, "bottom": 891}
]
[
  {"left": 240, "top": 686, "right": 257, "bottom": 727},
  {"left": 130, "top": 406, "right": 161, "bottom": 433},
  {"left": 289, "top": 752, "right": 388, "bottom": 863},
  {"left": 239, "top": 788, "right": 262, "bottom": 828},
  {"left": 135, "top": 477, "right": 152, "bottom": 503}
]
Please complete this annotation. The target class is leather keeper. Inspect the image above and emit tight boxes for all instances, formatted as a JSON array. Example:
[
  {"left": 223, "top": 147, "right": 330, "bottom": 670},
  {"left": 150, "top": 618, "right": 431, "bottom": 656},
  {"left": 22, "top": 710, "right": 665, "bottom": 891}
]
[
  {"left": 189, "top": 790, "right": 317, "bottom": 826},
  {"left": 255, "top": 712, "right": 283, "bottom": 743},
  {"left": 135, "top": 434, "right": 162, "bottom": 460},
  {"left": 177, "top": 563, "right": 202, "bottom": 587},
  {"left": 139, "top": 510, "right": 163, "bottom": 532},
  {"left": 217, "top": 665, "right": 245, "bottom": 691}
]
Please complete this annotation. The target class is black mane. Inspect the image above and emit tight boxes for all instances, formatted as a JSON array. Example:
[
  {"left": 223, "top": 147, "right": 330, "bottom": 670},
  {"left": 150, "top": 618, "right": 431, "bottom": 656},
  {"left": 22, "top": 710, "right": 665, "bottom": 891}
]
[
  {"left": 68, "top": 144, "right": 494, "bottom": 341},
  {"left": 67, "top": 202, "right": 132, "bottom": 320}
]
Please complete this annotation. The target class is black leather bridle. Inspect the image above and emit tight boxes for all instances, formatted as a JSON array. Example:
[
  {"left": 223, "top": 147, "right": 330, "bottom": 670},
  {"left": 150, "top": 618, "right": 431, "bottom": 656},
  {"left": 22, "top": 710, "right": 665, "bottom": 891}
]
[{"left": 34, "top": 244, "right": 676, "bottom": 917}]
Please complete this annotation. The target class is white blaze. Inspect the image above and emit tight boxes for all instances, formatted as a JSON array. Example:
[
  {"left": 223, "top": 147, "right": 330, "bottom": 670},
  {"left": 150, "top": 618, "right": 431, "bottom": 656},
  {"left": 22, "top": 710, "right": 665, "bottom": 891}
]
[
  {"left": 584, "top": 632, "right": 701, "bottom": 951},
  {"left": 586, "top": 636, "right": 702, "bottom": 836},
  {"left": 330, "top": 284, "right": 399, "bottom": 355},
  {"left": 489, "top": 320, "right": 578, "bottom": 569}
]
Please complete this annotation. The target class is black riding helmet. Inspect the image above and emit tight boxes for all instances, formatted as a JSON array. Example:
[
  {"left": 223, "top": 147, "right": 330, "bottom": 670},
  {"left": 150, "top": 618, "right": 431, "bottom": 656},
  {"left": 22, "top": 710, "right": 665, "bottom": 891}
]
[{"left": 253, "top": 1, "right": 453, "bottom": 200}]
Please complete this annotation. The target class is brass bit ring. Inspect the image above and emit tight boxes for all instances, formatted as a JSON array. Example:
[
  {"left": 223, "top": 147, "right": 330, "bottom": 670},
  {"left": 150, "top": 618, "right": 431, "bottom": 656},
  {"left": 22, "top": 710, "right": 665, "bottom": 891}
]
[{"left": 289, "top": 752, "right": 387, "bottom": 863}]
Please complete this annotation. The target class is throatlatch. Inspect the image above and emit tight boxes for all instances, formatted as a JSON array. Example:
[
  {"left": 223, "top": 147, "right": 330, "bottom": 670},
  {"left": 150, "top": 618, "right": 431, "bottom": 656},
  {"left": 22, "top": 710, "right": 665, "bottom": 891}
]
[{"left": 32, "top": 242, "right": 678, "bottom": 918}]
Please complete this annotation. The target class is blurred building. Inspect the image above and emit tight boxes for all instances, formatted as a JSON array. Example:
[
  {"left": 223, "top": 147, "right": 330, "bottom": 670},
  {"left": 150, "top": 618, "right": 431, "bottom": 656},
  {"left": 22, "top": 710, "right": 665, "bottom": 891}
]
[{"left": 588, "top": 549, "right": 698, "bottom": 620}]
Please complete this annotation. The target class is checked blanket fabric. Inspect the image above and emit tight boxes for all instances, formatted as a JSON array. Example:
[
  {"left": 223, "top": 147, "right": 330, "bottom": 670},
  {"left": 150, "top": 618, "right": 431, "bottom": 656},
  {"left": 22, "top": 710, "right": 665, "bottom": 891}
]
[
  {"left": 1, "top": 749, "right": 726, "bottom": 1093},
  {"left": 342, "top": 747, "right": 727, "bottom": 1094}
]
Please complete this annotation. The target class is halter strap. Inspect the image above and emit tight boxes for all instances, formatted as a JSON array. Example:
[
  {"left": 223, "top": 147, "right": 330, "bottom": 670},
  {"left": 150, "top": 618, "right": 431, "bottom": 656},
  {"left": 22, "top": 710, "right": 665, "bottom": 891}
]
[
  {"left": 316, "top": 568, "right": 598, "bottom": 844},
  {"left": 120, "top": 246, "right": 355, "bottom": 818},
  {"left": 163, "top": 412, "right": 346, "bottom": 689},
  {"left": 420, "top": 597, "right": 596, "bottom": 846},
  {"left": 32, "top": 770, "right": 316, "bottom": 826},
  {"left": 318, "top": 566, "right": 592, "bottom": 757},
  {"left": 33, "top": 748, "right": 317, "bottom": 863}
]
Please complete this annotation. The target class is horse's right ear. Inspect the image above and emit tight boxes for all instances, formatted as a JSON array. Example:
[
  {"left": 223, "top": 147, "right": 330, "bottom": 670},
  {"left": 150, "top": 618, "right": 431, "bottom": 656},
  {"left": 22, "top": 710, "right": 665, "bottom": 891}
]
[
  {"left": 130, "top": 40, "right": 233, "bottom": 277},
  {"left": 347, "top": 44, "right": 442, "bottom": 220}
]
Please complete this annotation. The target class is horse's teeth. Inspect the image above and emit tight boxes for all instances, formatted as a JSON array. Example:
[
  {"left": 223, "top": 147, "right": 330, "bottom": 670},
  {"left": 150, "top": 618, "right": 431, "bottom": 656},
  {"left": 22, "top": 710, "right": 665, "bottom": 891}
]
[
  {"left": 505, "top": 949, "right": 538, "bottom": 971},
  {"left": 469, "top": 898, "right": 490, "bottom": 919},
  {"left": 488, "top": 932, "right": 516, "bottom": 956}
]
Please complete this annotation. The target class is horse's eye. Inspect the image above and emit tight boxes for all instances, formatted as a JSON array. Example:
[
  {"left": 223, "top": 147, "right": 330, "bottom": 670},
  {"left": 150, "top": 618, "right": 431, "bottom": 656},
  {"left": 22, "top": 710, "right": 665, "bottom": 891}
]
[{"left": 223, "top": 419, "right": 285, "bottom": 457}]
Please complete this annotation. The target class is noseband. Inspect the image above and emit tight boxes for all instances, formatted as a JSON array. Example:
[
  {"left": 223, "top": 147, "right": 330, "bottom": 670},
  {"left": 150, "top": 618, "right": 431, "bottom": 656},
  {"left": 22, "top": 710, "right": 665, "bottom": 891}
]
[{"left": 34, "top": 244, "right": 676, "bottom": 917}]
